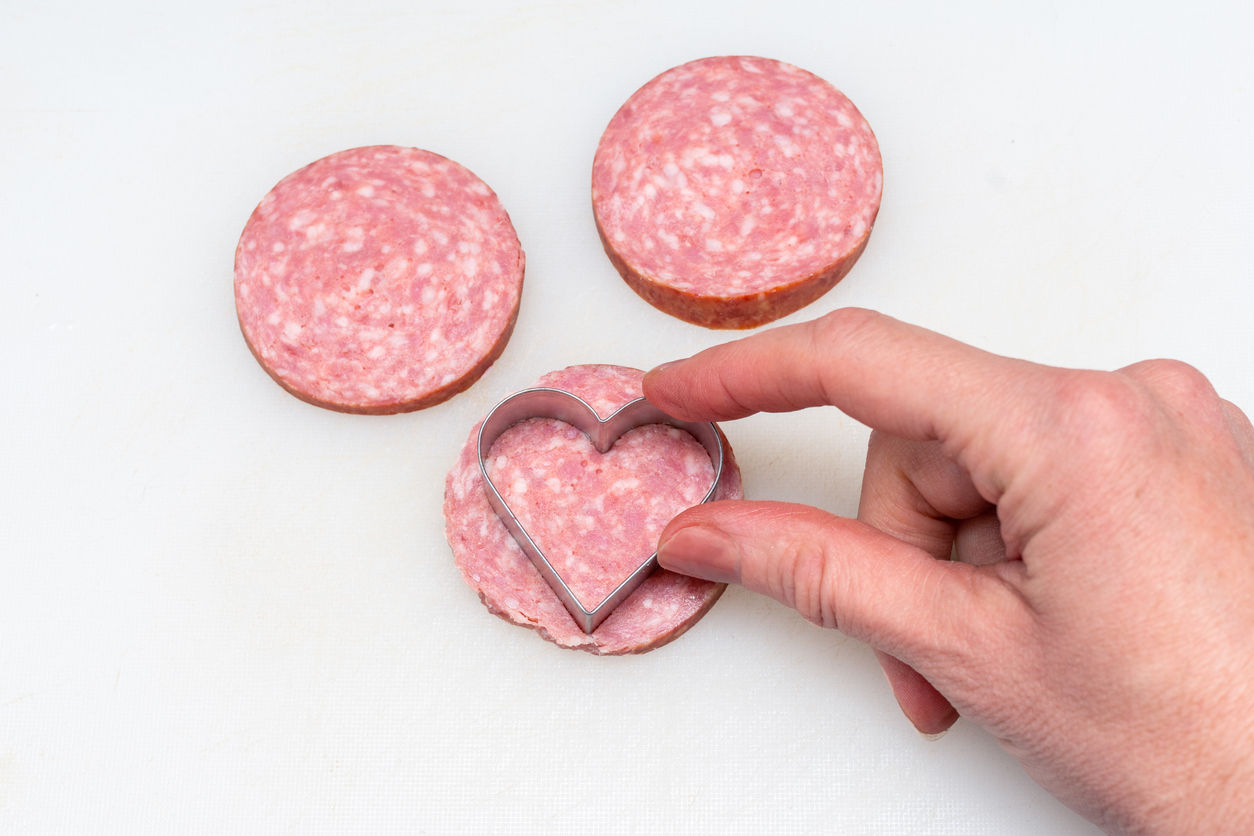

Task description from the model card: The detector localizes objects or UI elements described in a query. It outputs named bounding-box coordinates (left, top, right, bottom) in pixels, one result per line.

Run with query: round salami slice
left=444, top=365, right=742, bottom=655
left=592, top=56, right=882, bottom=330
left=234, top=146, right=525, bottom=413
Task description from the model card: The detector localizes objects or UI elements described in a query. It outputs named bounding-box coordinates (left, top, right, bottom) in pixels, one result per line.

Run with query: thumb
left=657, top=500, right=1018, bottom=711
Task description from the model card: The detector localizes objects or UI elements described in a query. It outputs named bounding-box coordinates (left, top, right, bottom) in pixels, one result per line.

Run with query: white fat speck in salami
left=592, top=56, right=882, bottom=330
left=443, top=365, right=742, bottom=655
left=234, top=146, right=524, bottom=413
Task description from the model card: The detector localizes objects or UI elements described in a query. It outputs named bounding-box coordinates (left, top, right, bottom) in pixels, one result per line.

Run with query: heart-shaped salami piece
left=477, top=389, right=723, bottom=633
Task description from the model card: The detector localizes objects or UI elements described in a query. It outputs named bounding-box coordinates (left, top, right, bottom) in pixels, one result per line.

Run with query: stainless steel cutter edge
left=476, top=387, right=725, bottom=634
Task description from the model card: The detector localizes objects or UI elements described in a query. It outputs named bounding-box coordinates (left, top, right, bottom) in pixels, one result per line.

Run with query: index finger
left=644, top=308, right=1053, bottom=494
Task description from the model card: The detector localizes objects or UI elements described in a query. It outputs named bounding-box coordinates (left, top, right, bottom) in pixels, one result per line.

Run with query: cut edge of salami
left=595, top=209, right=871, bottom=330
left=233, top=291, right=522, bottom=415
left=475, top=568, right=728, bottom=657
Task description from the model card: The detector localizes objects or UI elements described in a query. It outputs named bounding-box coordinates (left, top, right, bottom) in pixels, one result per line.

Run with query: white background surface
left=3, top=1, right=1251, bottom=833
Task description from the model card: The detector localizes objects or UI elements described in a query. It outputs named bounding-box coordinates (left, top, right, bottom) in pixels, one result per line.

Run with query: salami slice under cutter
left=477, top=388, right=724, bottom=634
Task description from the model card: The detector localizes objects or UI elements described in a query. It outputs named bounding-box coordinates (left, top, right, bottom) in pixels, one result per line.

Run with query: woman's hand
left=646, top=308, right=1254, bottom=836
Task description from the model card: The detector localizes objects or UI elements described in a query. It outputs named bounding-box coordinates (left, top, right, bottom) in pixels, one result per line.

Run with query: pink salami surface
left=235, top=146, right=524, bottom=413
left=443, top=365, right=742, bottom=655
left=592, top=56, right=882, bottom=329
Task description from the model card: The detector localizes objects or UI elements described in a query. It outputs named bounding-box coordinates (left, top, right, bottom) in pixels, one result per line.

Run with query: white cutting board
left=2, top=1, right=1251, bottom=833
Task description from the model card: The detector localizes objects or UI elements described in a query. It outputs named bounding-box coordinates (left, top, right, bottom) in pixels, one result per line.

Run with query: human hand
left=644, top=309, right=1254, bottom=836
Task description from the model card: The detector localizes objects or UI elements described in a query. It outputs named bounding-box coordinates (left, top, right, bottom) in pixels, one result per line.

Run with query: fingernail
left=646, top=359, right=685, bottom=375
left=920, top=729, right=949, bottom=742
left=657, top=524, right=740, bottom=584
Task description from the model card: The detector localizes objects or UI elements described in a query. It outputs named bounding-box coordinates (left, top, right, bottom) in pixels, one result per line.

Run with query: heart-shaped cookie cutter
left=477, top=387, right=724, bottom=634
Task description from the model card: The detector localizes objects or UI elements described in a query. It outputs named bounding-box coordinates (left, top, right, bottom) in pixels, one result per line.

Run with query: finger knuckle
left=772, top=538, right=841, bottom=629
left=813, top=307, right=884, bottom=348
left=1052, top=370, right=1155, bottom=441
left=1129, top=358, right=1216, bottom=402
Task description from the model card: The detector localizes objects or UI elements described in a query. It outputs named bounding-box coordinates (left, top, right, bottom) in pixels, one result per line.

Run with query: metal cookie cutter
left=477, top=388, right=725, bottom=634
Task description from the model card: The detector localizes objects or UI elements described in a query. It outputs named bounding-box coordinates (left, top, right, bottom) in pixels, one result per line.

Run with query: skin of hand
left=645, top=308, right=1254, bottom=836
